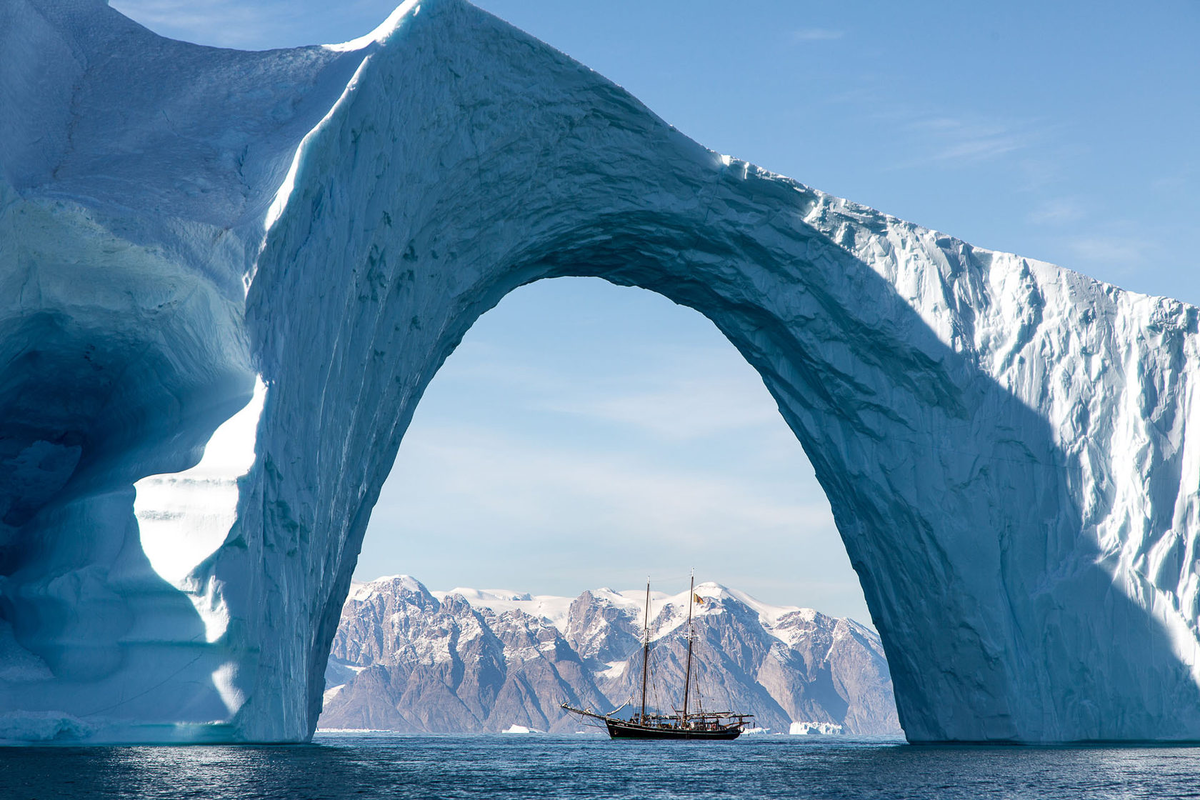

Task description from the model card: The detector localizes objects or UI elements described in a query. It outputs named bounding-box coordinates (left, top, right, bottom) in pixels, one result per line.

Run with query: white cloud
left=897, top=116, right=1032, bottom=168
left=542, top=373, right=780, bottom=442
left=385, top=424, right=825, bottom=535
left=1026, top=198, right=1086, bottom=226
left=437, top=339, right=784, bottom=443
left=1066, top=236, right=1149, bottom=267
left=1151, top=161, right=1197, bottom=194
left=364, top=421, right=844, bottom=606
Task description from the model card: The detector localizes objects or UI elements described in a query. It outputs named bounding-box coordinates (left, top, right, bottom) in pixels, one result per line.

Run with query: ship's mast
left=682, top=571, right=695, bottom=726
left=639, top=579, right=651, bottom=724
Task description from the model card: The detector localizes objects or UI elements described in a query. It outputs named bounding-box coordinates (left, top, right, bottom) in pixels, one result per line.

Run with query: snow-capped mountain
left=319, top=576, right=901, bottom=734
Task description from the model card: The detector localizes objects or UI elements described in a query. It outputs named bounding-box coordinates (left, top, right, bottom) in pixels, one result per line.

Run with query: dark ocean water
left=2, top=732, right=1200, bottom=800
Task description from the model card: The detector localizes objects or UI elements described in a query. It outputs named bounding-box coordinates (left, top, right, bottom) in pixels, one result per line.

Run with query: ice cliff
left=2, top=0, right=1199, bottom=743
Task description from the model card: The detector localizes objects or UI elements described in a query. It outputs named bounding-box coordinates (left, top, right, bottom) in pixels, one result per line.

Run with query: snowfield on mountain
left=319, top=576, right=900, bottom=734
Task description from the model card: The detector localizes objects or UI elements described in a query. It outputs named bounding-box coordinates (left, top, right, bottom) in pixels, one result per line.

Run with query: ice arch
left=3, top=0, right=1200, bottom=743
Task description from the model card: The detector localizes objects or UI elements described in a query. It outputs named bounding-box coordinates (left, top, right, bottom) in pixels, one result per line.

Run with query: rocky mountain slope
left=319, top=576, right=901, bottom=734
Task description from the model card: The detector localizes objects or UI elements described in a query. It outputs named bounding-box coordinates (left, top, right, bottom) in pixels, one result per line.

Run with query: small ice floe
left=502, top=724, right=544, bottom=734
left=789, top=721, right=844, bottom=736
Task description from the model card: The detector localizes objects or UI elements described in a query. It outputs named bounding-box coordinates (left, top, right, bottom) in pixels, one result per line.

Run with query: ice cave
left=3, top=0, right=1200, bottom=743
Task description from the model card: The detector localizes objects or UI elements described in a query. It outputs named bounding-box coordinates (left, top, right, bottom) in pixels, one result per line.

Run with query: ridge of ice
left=323, top=0, right=422, bottom=52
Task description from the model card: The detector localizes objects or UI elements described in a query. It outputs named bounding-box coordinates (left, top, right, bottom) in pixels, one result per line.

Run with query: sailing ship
left=562, top=573, right=753, bottom=740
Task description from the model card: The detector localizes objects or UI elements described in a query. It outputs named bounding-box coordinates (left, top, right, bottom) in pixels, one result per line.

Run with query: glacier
left=2, top=0, right=1199, bottom=744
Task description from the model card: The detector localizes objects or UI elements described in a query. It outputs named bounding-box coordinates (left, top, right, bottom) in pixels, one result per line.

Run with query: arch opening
left=320, top=276, right=900, bottom=735
left=355, top=276, right=866, bottom=616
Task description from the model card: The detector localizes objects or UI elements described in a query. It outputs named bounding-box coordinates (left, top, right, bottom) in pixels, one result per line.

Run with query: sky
left=111, top=0, right=1200, bottom=623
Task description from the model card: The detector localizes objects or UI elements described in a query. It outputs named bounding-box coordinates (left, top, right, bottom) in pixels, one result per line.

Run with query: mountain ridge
left=319, top=575, right=901, bottom=735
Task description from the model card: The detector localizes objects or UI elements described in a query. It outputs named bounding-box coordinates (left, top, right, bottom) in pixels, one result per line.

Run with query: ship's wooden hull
left=562, top=576, right=750, bottom=742
left=605, top=719, right=742, bottom=740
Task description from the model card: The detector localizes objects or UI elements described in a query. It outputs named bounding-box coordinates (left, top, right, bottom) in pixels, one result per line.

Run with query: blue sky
left=112, top=0, right=1199, bottom=622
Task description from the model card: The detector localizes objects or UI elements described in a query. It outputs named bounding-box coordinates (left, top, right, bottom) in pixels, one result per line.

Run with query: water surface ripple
left=1, top=733, right=1199, bottom=799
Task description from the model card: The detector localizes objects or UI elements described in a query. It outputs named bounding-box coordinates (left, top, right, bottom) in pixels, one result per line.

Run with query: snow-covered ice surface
left=3, top=0, right=1200, bottom=744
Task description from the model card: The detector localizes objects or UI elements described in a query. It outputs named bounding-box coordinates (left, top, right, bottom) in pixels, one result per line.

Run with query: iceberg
left=789, top=722, right=844, bottom=736
left=501, top=725, right=543, bottom=735
left=1, top=0, right=1199, bottom=743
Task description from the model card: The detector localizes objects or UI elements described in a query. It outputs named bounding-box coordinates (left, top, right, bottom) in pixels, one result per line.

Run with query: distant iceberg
left=790, top=722, right=844, bottom=736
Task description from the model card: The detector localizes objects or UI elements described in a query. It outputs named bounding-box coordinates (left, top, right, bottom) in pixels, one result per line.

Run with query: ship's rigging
left=562, top=572, right=753, bottom=740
